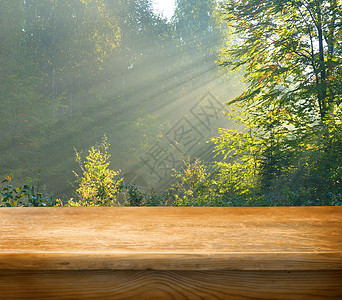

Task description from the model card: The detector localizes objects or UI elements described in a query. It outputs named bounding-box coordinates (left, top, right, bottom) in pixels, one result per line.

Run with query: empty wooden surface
left=1, top=207, right=342, bottom=299
left=1, top=270, right=342, bottom=299
left=0, top=207, right=342, bottom=271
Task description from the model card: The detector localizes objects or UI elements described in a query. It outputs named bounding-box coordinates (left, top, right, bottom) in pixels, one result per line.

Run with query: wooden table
left=0, top=207, right=342, bottom=299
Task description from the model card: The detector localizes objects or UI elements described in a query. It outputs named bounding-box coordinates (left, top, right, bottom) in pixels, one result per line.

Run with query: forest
left=1, top=0, right=341, bottom=207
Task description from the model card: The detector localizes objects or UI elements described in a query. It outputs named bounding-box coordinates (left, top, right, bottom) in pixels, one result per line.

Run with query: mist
left=0, top=0, right=242, bottom=200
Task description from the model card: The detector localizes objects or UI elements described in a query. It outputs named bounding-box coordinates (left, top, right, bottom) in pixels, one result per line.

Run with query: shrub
left=73, top=136, right=122, bottom=206
left=1, top=172, right=62, bottom=207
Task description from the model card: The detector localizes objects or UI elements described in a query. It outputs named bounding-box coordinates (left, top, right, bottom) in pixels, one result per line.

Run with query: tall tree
left=0, top=0, right=57, bottom=179
left=172, top=0, right=222, bottom=92
left=174, top=0, right=218, bottom=46
left=221, top=0, right=342, bottom=131
left=217, top=0, right=342, bottom=204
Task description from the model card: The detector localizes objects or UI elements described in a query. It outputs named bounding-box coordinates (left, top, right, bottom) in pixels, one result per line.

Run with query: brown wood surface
left=0, top=207, right=342, bottom=271
left=1, top=270, right=342, bottom=300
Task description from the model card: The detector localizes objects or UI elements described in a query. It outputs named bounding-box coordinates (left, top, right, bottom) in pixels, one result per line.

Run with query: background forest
left=1, top=0, right=341, bottom=207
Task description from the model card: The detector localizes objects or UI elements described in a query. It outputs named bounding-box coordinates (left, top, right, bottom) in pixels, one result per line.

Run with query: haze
left=0, top=0, right=242, bottom=199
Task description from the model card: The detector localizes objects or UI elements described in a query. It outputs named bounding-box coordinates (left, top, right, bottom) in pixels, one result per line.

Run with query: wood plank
left=1, top=270, right=342, bottom=300
left=1, top=207, right=342, bottom=271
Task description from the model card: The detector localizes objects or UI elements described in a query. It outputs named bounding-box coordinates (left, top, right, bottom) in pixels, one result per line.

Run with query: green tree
left=217, top=0, right=342, bottom=204
left=0, top=0, right=58, bottom=180
left=223, top=0, right=342, bottom=123
left=73, top=137, right=122, bottom=206
left=172, top=0, right=222, bottom=91
left=210, top=113, right=262, bottom=205
left=169, top=157, right=213, bottom=206
left=221, top=0, right=341, bottom=127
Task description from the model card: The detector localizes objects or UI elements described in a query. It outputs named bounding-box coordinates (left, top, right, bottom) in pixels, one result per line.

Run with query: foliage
left=122, top=183, right=144, bottom=206
left=220, top=0, right=342, bottom=127
left=214, top=0, right=342, bottom=205
left=168, top=157, right=220, bottom=206
left=264, top=110, right=342, bottom=206
left=172, top=0, right=223, bottom=92
left=1, top=173, right=62, bottom=207
left=118, top=183, right=164, bottom=206
left=0, top=0, right=228, bottom=199
left=9, top=0, right=342, bottom=207
left=73, top=137, right=122, bottom=206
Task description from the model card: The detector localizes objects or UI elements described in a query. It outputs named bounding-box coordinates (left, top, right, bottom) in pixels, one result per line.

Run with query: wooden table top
left=0, top=207, right=341, bottom=271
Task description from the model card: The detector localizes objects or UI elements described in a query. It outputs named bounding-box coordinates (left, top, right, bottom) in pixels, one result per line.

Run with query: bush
left=73, top=136, right=122, bottom=206
left=1, top=172, right=62, bottom=207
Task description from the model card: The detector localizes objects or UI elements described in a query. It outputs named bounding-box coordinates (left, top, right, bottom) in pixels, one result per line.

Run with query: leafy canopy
left=221, top=0, right=342, bottom=133
left=215, top=0, right=342, bottom=205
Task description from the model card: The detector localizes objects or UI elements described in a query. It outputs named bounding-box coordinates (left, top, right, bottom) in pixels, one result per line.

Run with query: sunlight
left=153, top=0, right=176, bottom=21
left=1, top=0, right=340, bottom=207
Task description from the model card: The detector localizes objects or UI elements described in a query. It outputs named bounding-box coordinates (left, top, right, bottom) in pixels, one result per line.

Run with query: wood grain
left=1, top=207, right=342, bottom=271
left=1, top=270, right=342, bottom=300
left=1, top=207, right=342, bottom=299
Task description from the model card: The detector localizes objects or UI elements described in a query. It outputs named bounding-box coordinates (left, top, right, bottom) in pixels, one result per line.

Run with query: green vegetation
left=1, top=0, right=341, bottom=207
left=215, top=0, right=342, bottom=206
left=71, top=137, right=122, bottom=206
left=1, top=172, right=62, bottom=207
left=0, top=0, right=228, bottom=195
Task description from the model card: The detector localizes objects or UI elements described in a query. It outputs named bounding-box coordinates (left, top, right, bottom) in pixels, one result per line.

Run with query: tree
left=217, top=0, right=342, bottom=204
left=174, top=0, right=217, bottom=43
left=170, top=157, right=211, bottom=206
left=0, top=0, right=59, bottom=180
left=172, top=0, right=222, bottom=91
left=221, top=0, right=342, bottom=128
left=73, top=137, right=122, bottom=206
